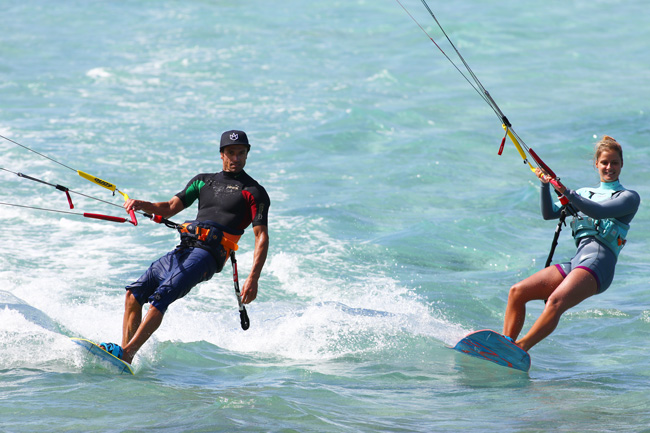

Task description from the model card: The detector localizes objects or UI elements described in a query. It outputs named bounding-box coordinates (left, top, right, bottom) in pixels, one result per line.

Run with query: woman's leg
left=516, top=267, right=598, bottom=352
left=503, top=266, right=564, bottom=340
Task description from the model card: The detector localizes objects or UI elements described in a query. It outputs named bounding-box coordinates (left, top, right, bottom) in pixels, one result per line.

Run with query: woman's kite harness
left=569, top=186, right=630, bottom=257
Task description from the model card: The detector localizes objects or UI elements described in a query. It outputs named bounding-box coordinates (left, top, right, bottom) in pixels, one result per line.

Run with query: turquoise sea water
left=1, top=1, right=649, bottom=431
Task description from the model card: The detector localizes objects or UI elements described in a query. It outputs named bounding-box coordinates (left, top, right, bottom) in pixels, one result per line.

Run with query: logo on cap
left=220, top=129, right=249, bottom=149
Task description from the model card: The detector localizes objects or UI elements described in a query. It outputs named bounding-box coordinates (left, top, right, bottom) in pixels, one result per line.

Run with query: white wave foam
left=123, top=215, right=468, bottom=363
left=0, top=307, right=82, bottom=371
left=86, top=67, right=112, bottom=79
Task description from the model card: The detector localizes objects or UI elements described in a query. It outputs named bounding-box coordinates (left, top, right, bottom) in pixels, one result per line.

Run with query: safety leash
left=230, top=251, right=250, bottom=331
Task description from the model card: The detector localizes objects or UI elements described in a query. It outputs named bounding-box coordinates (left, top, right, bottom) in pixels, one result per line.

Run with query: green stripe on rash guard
left=183, top=179, right=205, bottom=207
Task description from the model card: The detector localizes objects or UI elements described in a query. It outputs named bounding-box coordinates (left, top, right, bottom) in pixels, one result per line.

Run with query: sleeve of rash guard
left=175, top=174, right=204, bottom=209
left=248, top=184, right=270, bottom=227
left=564, top=189, right=640, bottom=221
left=540, top=182, right=563, bottom=220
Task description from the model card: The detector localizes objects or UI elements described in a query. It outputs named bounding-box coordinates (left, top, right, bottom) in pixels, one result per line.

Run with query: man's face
left=221, top=144, right=249, bottom=173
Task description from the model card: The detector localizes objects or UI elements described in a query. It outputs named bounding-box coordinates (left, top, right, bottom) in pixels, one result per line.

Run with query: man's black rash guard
left=175, top=170, right=270, bottom=233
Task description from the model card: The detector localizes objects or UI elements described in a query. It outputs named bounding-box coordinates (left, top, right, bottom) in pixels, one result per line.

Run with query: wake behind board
left=452, top=329, right=531, bottom=372
left=71, top=338, right=134, bottom=375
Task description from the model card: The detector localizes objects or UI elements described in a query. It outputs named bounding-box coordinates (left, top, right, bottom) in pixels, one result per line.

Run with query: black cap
left=220, top=130, right=250, bottom=150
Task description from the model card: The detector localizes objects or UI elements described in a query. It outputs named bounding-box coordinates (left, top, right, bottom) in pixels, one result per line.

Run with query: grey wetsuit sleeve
left=564, top=189, right=640, bottom=224
left=540, top=183, right=562, bottom=220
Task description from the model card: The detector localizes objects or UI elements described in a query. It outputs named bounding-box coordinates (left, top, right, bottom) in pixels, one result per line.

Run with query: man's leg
left=122, top=290, right=142, bottom=347
left=121, top=305, right=164, bottom=364
left=119, top=248, right=213, bottom=363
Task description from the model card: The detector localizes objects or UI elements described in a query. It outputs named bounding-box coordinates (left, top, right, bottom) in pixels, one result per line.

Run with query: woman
left=502, top=135, right=640, bottom=352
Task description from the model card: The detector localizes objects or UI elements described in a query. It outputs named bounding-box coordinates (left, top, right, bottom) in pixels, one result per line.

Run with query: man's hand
left=123, top=196, right=184, bottom=218
left=124, top=198, right=146, bottom=212
left=240, top=278, right=258, bottom=304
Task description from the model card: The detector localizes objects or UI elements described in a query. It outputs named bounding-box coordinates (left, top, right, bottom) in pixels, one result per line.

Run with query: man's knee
left=125, top=290, right=142, bottom=309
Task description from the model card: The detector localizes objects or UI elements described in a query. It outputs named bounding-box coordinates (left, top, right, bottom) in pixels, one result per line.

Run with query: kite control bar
left=77, top=170, right=137, bottom=226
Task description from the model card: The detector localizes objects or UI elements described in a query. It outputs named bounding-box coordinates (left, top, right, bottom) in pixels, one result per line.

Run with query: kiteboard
left=452, top=329, right=531, bottom=372
left=71, top=338, right=134, bottom=375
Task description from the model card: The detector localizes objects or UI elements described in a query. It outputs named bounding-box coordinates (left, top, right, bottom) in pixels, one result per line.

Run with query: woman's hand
left=535, top=168, right=550, bottom=183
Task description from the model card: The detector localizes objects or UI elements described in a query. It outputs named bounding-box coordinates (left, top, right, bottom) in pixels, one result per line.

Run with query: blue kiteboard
left=452, top=329, right=531, bottom=372
left=71, top=338, right=134, bottom=375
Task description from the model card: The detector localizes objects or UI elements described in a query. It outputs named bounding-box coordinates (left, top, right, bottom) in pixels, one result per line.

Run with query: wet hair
left=594, top=135, right=623, bottom=164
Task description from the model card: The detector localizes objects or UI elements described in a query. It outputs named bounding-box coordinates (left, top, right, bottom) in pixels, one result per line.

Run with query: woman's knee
left=507, top=282, right=529, bottom=304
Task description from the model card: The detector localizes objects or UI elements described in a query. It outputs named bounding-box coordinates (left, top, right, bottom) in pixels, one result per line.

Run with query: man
left=100, top=130, right=270, bottom=364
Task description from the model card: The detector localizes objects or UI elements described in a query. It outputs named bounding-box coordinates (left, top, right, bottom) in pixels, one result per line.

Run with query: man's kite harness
left=144, top=213, right=250, bottom=331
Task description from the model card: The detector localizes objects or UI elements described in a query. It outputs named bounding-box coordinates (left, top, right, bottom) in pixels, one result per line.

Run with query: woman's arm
left=540, top=182, right=563, bottom=220
left=564, top=189, right=640, bottom=221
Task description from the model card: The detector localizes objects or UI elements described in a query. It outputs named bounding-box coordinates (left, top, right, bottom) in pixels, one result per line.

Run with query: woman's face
left=596, top=149, right=623, bottom=183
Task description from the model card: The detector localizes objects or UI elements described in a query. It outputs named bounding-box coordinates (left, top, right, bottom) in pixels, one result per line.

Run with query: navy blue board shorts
left=126, top=247, right=219, bottom=314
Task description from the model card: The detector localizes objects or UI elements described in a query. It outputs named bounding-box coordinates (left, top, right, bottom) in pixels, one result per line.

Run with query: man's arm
left=240, top=224, right=269, bottom=304
left=124, top=196, right=184, bottom=218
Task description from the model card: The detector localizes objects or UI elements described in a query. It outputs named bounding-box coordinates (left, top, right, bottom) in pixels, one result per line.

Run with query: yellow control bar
left=77, top=170, right=130, bottom=200
left=77, top=170, right=137, bottom=225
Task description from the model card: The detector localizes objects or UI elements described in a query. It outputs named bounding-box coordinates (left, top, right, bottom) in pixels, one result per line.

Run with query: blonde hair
left=594, top=135, right=623, bottom=164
